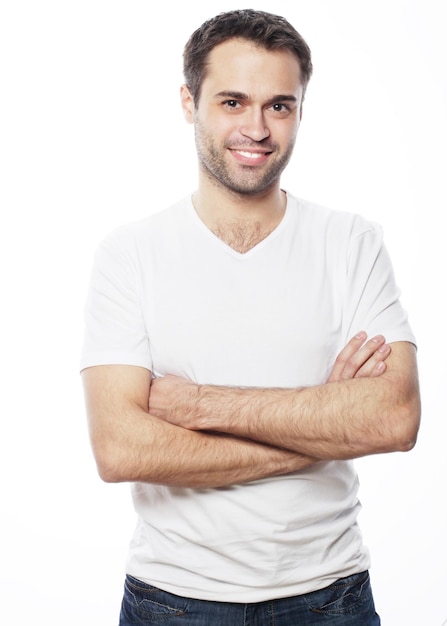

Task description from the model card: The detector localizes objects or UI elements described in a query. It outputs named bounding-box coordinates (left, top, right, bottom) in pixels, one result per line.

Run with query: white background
left=1, top=1, right=445, bottom=624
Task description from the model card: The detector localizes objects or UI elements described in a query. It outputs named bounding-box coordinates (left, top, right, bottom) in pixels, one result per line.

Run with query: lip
left=229, top=148, right=272, bottom=165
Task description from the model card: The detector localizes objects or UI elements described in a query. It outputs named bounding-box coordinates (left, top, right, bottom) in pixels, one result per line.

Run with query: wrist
left=175, top=380, right=205, bottom=430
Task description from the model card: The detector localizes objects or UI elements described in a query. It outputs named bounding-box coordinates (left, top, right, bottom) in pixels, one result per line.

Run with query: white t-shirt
left=81, top=193, right=415, bottom=602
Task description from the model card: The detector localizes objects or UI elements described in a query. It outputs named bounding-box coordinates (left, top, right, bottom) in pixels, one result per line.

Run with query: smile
left=235, top=150, right=269, bottom=159
left=230, top=149, right=272, bottom=165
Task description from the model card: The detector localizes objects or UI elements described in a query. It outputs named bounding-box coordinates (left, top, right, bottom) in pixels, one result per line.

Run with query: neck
left=193, top=172, right=285, bottom=224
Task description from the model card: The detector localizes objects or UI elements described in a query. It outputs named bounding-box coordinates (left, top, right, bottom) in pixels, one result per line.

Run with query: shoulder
left=287, top=193, right=382, bottom=239
left=285, top=193, right=385, bottom=261
left=97, top=196, right=190, bottom=255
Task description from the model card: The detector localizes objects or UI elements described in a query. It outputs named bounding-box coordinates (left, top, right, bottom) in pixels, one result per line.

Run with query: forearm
left=82, top=366, right=318, bottom=488
left=90, top=404, right=318, bottom=489
left=191, top=378, right=405, bottom=459
left=162, top=342, right=420, bottom=460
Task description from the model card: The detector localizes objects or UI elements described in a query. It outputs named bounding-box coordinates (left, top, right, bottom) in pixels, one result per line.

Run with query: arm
left=81, top=365, right=318, bottom=489
left=150, top=336, right=421, bottom=461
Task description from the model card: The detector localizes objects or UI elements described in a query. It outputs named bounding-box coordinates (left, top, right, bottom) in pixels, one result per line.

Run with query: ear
left=180, top=84, right=195, bottom=124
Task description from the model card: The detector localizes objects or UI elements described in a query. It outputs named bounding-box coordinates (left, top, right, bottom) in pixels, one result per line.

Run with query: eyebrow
left=214, top=90, right=298, bottom=105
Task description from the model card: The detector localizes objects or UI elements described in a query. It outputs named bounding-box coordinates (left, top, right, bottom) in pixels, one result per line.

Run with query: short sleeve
left=342, top=224, right=416, bottom=346
left=80, top=228, right=152, bottom=371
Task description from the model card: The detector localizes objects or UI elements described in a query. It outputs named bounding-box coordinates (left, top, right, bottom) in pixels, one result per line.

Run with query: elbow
left=396, top=432, right=418, bottom=453
left=390, top=395, right=421, bottom=453
left=96, top=457, right=123, bottom=484
left=91, top=437, right=128, bottom=483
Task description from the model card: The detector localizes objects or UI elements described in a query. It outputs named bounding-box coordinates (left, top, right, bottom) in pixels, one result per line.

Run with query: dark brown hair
left=183, top=9, right=313, bottom=105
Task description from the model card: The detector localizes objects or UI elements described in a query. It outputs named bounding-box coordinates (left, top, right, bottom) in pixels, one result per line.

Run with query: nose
left=240, top=108, right=270, bottom=142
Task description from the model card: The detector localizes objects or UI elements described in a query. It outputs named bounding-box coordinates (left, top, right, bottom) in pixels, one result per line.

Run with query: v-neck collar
left=187, top=192, right=292, bottom=259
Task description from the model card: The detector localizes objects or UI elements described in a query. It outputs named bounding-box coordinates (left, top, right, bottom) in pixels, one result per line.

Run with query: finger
left=329, top=334, right=390, bottom=382
left=328, top=332, right=367, bottom=382
left=354, top=342, right=391, bottom=378
left=339, top=335, right=389, bottom=380
left=337, top=335, right=387, bottom=380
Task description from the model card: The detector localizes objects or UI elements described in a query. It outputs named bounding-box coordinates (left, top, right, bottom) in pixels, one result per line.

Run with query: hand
left=327, top=332, right=391, bottom=383
left=149, top=374, right=199, bottom=428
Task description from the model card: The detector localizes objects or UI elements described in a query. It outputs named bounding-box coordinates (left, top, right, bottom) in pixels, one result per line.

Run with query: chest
left=141, top=243, right=344, bottom=387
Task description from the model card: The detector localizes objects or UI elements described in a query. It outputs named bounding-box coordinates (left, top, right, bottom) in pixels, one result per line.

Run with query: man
left=81, top=9, right=420, bottom=625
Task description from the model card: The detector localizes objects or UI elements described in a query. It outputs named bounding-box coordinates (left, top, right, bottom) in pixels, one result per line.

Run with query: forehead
left=202, top=38, right=303, bottom=97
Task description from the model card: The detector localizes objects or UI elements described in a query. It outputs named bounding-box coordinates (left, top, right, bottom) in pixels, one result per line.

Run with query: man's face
left=187, top=38, right=304, bottom=196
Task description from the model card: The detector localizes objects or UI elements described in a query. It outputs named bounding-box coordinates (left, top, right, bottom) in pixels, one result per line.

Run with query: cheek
left=196, top=110, right=236, bottom=137
left=213, top=115, right=240, bottom=137
left=277, top=120, right=299, bottom=149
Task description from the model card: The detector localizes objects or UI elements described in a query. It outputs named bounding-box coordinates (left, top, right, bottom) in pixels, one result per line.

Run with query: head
left=183, top=9, right=313, bottom=108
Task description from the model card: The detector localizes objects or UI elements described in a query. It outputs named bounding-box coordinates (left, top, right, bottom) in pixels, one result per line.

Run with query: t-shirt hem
left=80, top=353, right=151, bottom=372
left=126, top=560, right=371, bottom=603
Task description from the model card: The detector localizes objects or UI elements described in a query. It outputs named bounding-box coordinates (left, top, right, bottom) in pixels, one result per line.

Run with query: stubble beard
left=194, top=120, right=296, bottom=197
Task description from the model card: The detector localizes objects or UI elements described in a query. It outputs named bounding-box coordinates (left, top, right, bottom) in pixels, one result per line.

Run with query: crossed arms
left=82, top=333, right=420, bottom=489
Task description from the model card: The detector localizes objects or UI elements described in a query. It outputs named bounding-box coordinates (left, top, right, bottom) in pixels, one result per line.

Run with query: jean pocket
left=306, top=571, right=374, bottom=616
left=122, top=575, right=187, bottom=622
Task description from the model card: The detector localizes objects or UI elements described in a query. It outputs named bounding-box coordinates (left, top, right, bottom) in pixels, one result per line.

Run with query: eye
left=223, top=100, right=241, bottom=110
left=270, top=103, right=290, bottom=113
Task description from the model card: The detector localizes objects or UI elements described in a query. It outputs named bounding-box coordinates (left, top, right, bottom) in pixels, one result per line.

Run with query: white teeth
left=236, top=150, right=264, bottom=159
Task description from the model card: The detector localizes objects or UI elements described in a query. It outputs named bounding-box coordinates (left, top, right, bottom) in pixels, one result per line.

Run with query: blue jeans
left=119, top=571, right=380, bottom=625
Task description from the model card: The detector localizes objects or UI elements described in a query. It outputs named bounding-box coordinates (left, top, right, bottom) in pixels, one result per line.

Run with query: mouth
left=229, top=148, right=272, bottom=165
